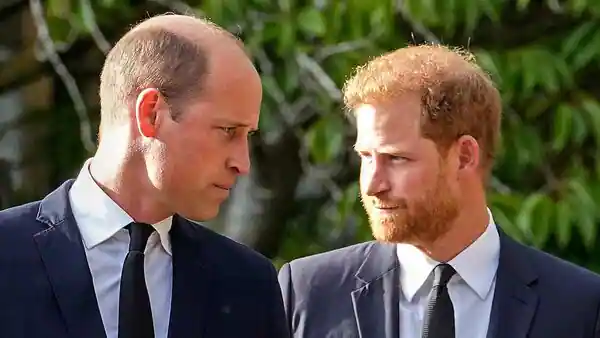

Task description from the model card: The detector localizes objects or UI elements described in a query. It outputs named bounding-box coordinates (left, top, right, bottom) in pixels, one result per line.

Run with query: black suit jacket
left=0, top=179, right=290, bottom=338
left=278, top=228, right=600, bottom=338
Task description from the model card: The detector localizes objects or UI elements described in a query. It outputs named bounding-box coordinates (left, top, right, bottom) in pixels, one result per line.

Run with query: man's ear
left=135, top=88, right=161, bottom=138
left=456, top=134, right=480, bottom=172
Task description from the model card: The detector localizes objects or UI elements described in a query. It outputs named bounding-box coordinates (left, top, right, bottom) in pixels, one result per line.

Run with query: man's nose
left=228, top=141, right=251, bottom=175
left=363, top=161, right=390, bottom=196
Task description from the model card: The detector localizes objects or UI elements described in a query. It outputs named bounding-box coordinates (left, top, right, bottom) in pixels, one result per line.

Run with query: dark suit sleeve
left=268, top=262, right=291, bottom=338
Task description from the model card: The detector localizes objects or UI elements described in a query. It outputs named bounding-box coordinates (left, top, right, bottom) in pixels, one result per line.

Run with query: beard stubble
left=361, top=169, right=460, bottom=245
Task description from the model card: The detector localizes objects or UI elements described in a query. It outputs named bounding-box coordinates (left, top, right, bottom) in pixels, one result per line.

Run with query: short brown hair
left=99, top=17, right=213, bottom=126
left=343, top=44, right=502, bottom=171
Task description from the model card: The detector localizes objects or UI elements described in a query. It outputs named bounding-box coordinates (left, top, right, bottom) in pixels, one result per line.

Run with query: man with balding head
left=0, top=13, right=289, bottom=338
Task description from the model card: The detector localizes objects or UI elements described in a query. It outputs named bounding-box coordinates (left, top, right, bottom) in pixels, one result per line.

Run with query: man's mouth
left=214, top=184, right=233, bottom=190
left=373, top=205, right=399, bottom=209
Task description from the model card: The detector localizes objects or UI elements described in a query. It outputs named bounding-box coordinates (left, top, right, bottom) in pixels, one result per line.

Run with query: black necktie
left=421, top=263, right=456, bottom=338
left=118, top=222, right=155, bottom=338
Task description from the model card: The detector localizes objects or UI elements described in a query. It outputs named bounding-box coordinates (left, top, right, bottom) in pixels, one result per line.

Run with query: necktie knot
left=127, top=222, right=155, bottom=253
left=433, top=263, right=455, bottom=287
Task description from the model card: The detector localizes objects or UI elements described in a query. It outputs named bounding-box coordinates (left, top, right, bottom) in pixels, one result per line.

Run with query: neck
left=90, top=138, right=172, bottom=224
left=418, top=202, right=490, bottom=263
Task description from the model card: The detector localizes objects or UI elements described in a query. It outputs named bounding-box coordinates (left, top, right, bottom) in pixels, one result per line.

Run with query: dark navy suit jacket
left=279, top=229, right=600, bottom=338
left=0, top=179, right=290, bottom=338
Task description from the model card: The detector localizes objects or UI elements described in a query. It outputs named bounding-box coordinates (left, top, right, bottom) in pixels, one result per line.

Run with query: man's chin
left=369, top=219, right=409, bottom=243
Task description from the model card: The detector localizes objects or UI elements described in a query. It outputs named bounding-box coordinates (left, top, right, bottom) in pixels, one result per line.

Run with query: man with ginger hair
left=0, top=13, right=289, bottom=338
left=278, top=44, right=600, bottom=338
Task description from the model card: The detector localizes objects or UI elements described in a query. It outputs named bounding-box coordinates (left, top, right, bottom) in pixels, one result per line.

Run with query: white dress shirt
left=68, top=159, right=173, bottom=338
left=396, top=209, right=500, bottom=338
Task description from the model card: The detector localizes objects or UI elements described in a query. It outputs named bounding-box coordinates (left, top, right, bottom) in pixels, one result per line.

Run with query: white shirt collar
left=396, top=208, right=500, bottom=301
left=68, top=159, right=173, bottom=255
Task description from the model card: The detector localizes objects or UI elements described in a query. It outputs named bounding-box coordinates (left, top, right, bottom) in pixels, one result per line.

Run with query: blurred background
left=1, top=0, right=600, bottom=271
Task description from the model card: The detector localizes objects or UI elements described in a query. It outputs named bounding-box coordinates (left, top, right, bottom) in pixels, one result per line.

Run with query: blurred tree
left=1, top=0, right=600, bottom=271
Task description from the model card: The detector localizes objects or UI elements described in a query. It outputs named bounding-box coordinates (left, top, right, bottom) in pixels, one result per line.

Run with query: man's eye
left=389, top=155, right=407, bottom=162
left=221, top=127, right=236, bottom=135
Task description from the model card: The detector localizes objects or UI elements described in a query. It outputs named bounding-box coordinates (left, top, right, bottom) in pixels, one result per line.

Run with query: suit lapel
left=351, top=243, right=400, bottom=338
left=487, top=228, right=539, bottom=338
left=33, top=180, right=106, bottom=338
left=168, top=216, right=214, bottom=338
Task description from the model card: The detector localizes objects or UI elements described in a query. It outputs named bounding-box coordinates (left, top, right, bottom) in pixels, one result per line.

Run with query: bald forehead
left=131, top=14, right=236, bottom=45
left=119, top=13, right=258, bottom=88
left=129, top=14, right=250, bottom=67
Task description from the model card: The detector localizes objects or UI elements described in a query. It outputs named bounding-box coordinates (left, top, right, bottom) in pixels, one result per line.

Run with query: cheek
left=145, top=142, right=169, bottom=189
left=390, top=164, right=437, bottom=198
left=152, top=131, right=195, bottom=183
left=178, top=132, right=228, bottom=177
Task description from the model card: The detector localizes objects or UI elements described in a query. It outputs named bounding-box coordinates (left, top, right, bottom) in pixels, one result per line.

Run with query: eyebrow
left=216, top=119, right=259, bottom=132
left=353, top=144, right=407, bottom=155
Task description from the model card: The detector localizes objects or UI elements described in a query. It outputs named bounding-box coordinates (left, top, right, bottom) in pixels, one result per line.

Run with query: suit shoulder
left=0, top=200, right=47, bottom=255
left=194, top=223, right=275, bottom=273
left=289, top=241, right=377, bottom=267
left=285, top=241, right=380, bottom=281
left=519, top=241, right=600, bottom=289
left=0, top=200, right=43, bottom=232
left=0, top=200, right=40, bottom=220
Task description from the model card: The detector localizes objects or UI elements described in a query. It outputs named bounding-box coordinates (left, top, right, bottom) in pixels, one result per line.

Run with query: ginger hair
left=343, top=44, right=502, bottom=171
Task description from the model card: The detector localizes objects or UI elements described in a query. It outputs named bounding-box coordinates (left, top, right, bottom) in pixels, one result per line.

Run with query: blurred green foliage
left=5, top=0, right=600, bottom=271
